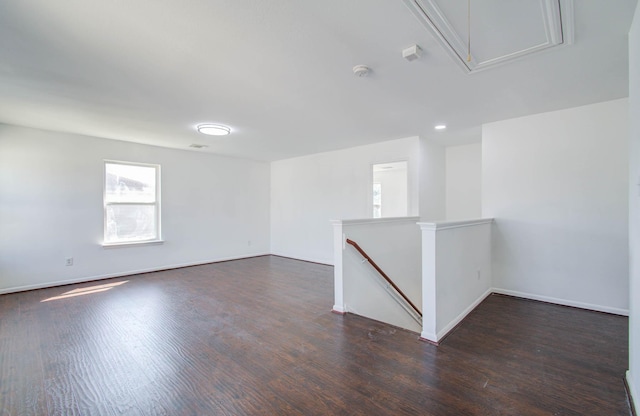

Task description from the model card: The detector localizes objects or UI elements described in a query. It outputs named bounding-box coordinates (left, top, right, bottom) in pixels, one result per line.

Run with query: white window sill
left=102, top=240, right=164, bottom=249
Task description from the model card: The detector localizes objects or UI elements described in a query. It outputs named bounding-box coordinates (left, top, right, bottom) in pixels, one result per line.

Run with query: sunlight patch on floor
left=41, top=281, right=128, bottom=302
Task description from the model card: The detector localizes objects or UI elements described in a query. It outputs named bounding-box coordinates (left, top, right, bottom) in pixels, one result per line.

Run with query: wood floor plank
left=0, top=290, right=48, bottom=416
left=0, top=256, right=631, bottom=415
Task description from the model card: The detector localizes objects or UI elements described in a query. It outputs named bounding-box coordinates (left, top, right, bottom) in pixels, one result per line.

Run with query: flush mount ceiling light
left=197, top=124, right=231, bottom=136
left=435, top=124, right=447, bottom=130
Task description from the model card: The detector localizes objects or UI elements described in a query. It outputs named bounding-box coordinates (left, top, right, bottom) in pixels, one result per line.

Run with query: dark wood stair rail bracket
left=345, top=238, right=422, bottom=318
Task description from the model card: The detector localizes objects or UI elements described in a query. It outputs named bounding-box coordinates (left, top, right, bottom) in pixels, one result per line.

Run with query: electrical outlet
left=248, top=240, right=252, bottom=246
left=476, top=269, right=481, bottom=280
left=66, top=257, right=74, bottom=266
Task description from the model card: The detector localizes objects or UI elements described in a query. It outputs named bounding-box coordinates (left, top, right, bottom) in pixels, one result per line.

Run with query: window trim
left=102, top=160, right=162, bottom=247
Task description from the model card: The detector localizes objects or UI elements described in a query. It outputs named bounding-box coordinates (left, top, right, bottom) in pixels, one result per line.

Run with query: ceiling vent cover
left=402, top=0, right=574, bottom=73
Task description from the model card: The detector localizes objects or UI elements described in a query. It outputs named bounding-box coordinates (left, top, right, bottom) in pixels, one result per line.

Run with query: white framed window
left=104, top=160, right=161, bottom=245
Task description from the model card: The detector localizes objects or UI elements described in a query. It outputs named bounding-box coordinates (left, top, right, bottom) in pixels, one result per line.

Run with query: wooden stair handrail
left=345, top=238, right=422, bottom=318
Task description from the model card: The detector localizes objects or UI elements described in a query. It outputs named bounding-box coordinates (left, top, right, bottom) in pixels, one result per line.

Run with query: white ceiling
left=0, top=0, right=636, bottom=161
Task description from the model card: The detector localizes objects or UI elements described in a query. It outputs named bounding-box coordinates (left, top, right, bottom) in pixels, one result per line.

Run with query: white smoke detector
left=402, top=44, right=422, bottom=61
left=352, top=65, right=371, bottom=77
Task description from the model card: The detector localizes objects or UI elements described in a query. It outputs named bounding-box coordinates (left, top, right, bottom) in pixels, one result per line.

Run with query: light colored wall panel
left=339, top=218, right=422, bottom=333
left=419, top=138, right=446, bottom=221
left=482, top=99, right=629, bottom=313
left=419, top=219, right=493, bottom=342
left=0, top=125, right=271, bottom=293
left=446, top=143, right=481, bottom=220
left=270, top=137, right=420, bottom=264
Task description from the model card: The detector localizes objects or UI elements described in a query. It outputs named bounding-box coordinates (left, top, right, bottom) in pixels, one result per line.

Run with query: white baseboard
left=332, top=304, right=346, bottom=314
left=0, top=252, right=270, bottom=295
left=420, top=330, right=437, bottom=343
left=436, top=288, right=493, bottom=341
left=269, top=251, right=333, bottom=266
left=492, top=288, right=629, bottom=316
left=627, top=371, right=638, bottom=414
left=421, top=286, right=626, bottom=344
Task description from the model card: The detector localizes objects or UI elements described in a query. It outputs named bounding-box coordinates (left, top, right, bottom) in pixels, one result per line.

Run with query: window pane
left=105, top=163, right=156, bottom=203
left=105, top=204, right=157, bottom=243
left=373, top=183, right=382, bottom=218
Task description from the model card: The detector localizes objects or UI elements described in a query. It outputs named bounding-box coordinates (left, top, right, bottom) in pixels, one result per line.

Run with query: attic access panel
left=403, top=0, right=573, bottom=73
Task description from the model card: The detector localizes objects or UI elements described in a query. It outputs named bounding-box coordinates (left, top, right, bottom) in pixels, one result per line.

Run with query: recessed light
left=197, top=124, right=231, bottom=136
left=434, top=124, right=447, bottom=130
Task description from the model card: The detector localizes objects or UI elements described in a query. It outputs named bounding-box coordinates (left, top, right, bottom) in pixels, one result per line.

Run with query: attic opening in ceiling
left=402, top=0, right=574, bottom=73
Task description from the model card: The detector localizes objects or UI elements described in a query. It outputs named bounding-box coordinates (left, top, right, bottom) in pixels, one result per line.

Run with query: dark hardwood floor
left=0, top=256, right=630, bottom=415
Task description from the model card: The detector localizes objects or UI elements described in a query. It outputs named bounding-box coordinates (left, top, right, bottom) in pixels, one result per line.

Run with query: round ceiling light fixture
left=197, top=124, right=231, bottom=136
left=434, top=124, right=447, bottom=130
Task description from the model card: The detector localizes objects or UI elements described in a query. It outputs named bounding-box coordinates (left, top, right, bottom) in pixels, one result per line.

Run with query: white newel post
left=330, top=220, right=345, bottom=314
left=418, top=222, right=438, bottom=343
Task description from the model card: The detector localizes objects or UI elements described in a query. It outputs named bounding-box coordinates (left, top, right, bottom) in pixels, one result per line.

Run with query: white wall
left=446, top=143, right=481, bottom=220
left=627, top=2, right=640, bottom=408
left=337, top=218, right=422, bottom=333
left=270, top=137, right=420, bottom=264
left=483, top=99, right=629, bottom=314
left=419, top=219, right=493, bottom=343
left=0, top=124, right=270, bottom=293
left=419, top=137, right=446, bottom=221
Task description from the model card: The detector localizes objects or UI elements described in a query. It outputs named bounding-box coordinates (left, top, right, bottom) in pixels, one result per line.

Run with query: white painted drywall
left=331, top=220, right=345, bottom=313
left=270, top=137, right=420, bottom=264
left=446, top=143, right=481, bottom=220
left=419, top=138, right=446, bottom=221
left=339, top=218, right=422, bottom=333
left=483, top=99, right=629, bottom=314
left=419, top=219, right=493, bottom=342
left=627, top=2, right=640, bottom=408
left=0, top=124, right=270, bottom=293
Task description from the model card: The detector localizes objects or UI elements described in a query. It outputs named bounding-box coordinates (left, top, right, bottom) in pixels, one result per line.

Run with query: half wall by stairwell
left=332, top=216, right=494, bottom=344
left=331, top=217, right=422, bottom=333
left=345, top=238, right=422, bottom=326
left=419, top=219, right=494, bottom=344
